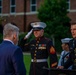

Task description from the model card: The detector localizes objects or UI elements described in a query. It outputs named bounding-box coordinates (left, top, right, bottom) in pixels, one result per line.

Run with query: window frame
left=0, top=0, right=2, bottom=14
left=30, top=0, right=37, bottom=12
left=67, top=0, right=70, bottom=10
left=10, top=0, right=16, bottom=13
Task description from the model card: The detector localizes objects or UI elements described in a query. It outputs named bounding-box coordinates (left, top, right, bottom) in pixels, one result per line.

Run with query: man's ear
left=13, top=34, right=16, bottom=40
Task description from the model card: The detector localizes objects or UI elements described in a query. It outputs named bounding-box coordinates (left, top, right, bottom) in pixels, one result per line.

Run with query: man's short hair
left=3, top=23, right=19, bottom=38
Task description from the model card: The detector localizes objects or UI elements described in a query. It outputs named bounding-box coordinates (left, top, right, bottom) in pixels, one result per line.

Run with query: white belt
left=31, top=59, right=47, bottom=62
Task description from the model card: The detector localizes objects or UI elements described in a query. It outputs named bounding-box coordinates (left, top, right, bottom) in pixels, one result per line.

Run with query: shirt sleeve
left=58, top=51, right=64, bottom=66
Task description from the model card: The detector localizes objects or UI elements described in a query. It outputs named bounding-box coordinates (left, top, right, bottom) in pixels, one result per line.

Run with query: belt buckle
left=33, top=59, right=37, bottom=62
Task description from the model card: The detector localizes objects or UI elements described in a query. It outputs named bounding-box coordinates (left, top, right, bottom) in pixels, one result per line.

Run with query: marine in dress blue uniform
left=20, top=22, right=58, bottom=75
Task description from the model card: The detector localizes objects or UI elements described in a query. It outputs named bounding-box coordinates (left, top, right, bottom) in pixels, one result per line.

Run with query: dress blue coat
left=0, top=40, right=26, bottom=75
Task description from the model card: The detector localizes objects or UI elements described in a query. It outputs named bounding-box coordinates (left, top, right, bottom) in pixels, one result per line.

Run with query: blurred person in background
left=57, top=38, right=72, bottom=70
left=57, top=22, right=76, bottom=71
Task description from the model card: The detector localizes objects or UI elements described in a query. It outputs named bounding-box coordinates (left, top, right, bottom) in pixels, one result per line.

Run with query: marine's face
left=71, top=24, right=76, bottom=39
left=33, top=29, right=44, bottom=38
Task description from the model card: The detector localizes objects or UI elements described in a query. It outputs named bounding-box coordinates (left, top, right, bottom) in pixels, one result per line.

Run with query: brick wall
left=1, top=0, right=76, bottom=32
left=25, top=0, right=43, bottom=31
left=26, top=0, right=30, bottom=12
left=2, top=15, right=24, bottom=32
left=2, top=0, right=25, bottom=32
left=68, top=0, right=76, bottom=23
left=70, top=0, right=76, bottom=9
left=2, top=0, right=10, bottom=13
left=16, top=0, right=24, bottom=12
left=25, top=14, right=40, bottom=31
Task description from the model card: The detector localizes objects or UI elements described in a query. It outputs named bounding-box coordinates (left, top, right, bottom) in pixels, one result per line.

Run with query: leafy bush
left=18, top=32, right=34, bottom=44
left=37, top=0, right=71, bottom=53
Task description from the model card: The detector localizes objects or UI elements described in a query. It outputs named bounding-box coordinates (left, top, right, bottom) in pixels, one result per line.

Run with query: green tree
left=37, top=0, right=71, bottom=52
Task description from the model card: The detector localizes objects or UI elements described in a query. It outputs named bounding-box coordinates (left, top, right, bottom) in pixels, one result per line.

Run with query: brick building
left=68, top=0, right=76, bottom=23
left=0, top=0, right=76, bottom=32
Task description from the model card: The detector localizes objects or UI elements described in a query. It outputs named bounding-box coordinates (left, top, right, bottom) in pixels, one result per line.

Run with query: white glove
left=24, top=29, right=33, bottom=39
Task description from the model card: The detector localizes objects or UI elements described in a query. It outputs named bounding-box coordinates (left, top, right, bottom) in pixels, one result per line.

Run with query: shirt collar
left=3, top=39, right=14, bottom=44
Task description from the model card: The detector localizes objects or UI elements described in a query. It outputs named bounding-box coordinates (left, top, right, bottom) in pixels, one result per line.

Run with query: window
left=67, top=0, right=70, bottom=10
left=0, top=0, right=2, bottom=14
left=10, top=0, right=16, bottom=13
left=30, top=0, right=37, bottom=12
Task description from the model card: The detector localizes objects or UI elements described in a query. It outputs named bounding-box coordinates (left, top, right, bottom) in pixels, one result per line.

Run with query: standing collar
left=36, top=36, right=44, bottom=40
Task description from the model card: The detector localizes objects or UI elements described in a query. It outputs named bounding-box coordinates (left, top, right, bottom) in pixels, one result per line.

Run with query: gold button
left=34, top=59, right=37, bottom=62
left=34, top=57, right=36, bottom=62
left=35, top=50, right=37, bottom=53
left=36, top=47, right=37, bottom=49
left=34, top=54, right=36, bottom=56
left=34, top=57, right=36, bottom=59
left=37, top=41, right=39, bottom=43
left=36, top=44, right=38, bottom=46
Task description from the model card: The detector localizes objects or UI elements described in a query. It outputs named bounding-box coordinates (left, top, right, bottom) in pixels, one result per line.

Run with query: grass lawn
left=23, top=54, right=31, bottom=75
left=23, top=53, right=60, bottom=75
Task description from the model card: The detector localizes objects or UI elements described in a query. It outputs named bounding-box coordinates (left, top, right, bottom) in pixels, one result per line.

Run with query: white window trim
left=10, top=0, right=16, bottom=13
left=1, top=9, right=76, bottom=17
left=67, top=0, right=70, bottom=11
left=30, top=0, right=37, bottom=12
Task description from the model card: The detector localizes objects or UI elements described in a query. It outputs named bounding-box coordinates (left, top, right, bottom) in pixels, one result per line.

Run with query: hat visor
left=33, top=27, right=43, bottom=30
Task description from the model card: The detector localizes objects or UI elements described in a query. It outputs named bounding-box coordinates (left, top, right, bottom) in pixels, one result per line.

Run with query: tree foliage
left=38, top=0, right=71, bottom=38
left=37, top=0, right=71, bottom=52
